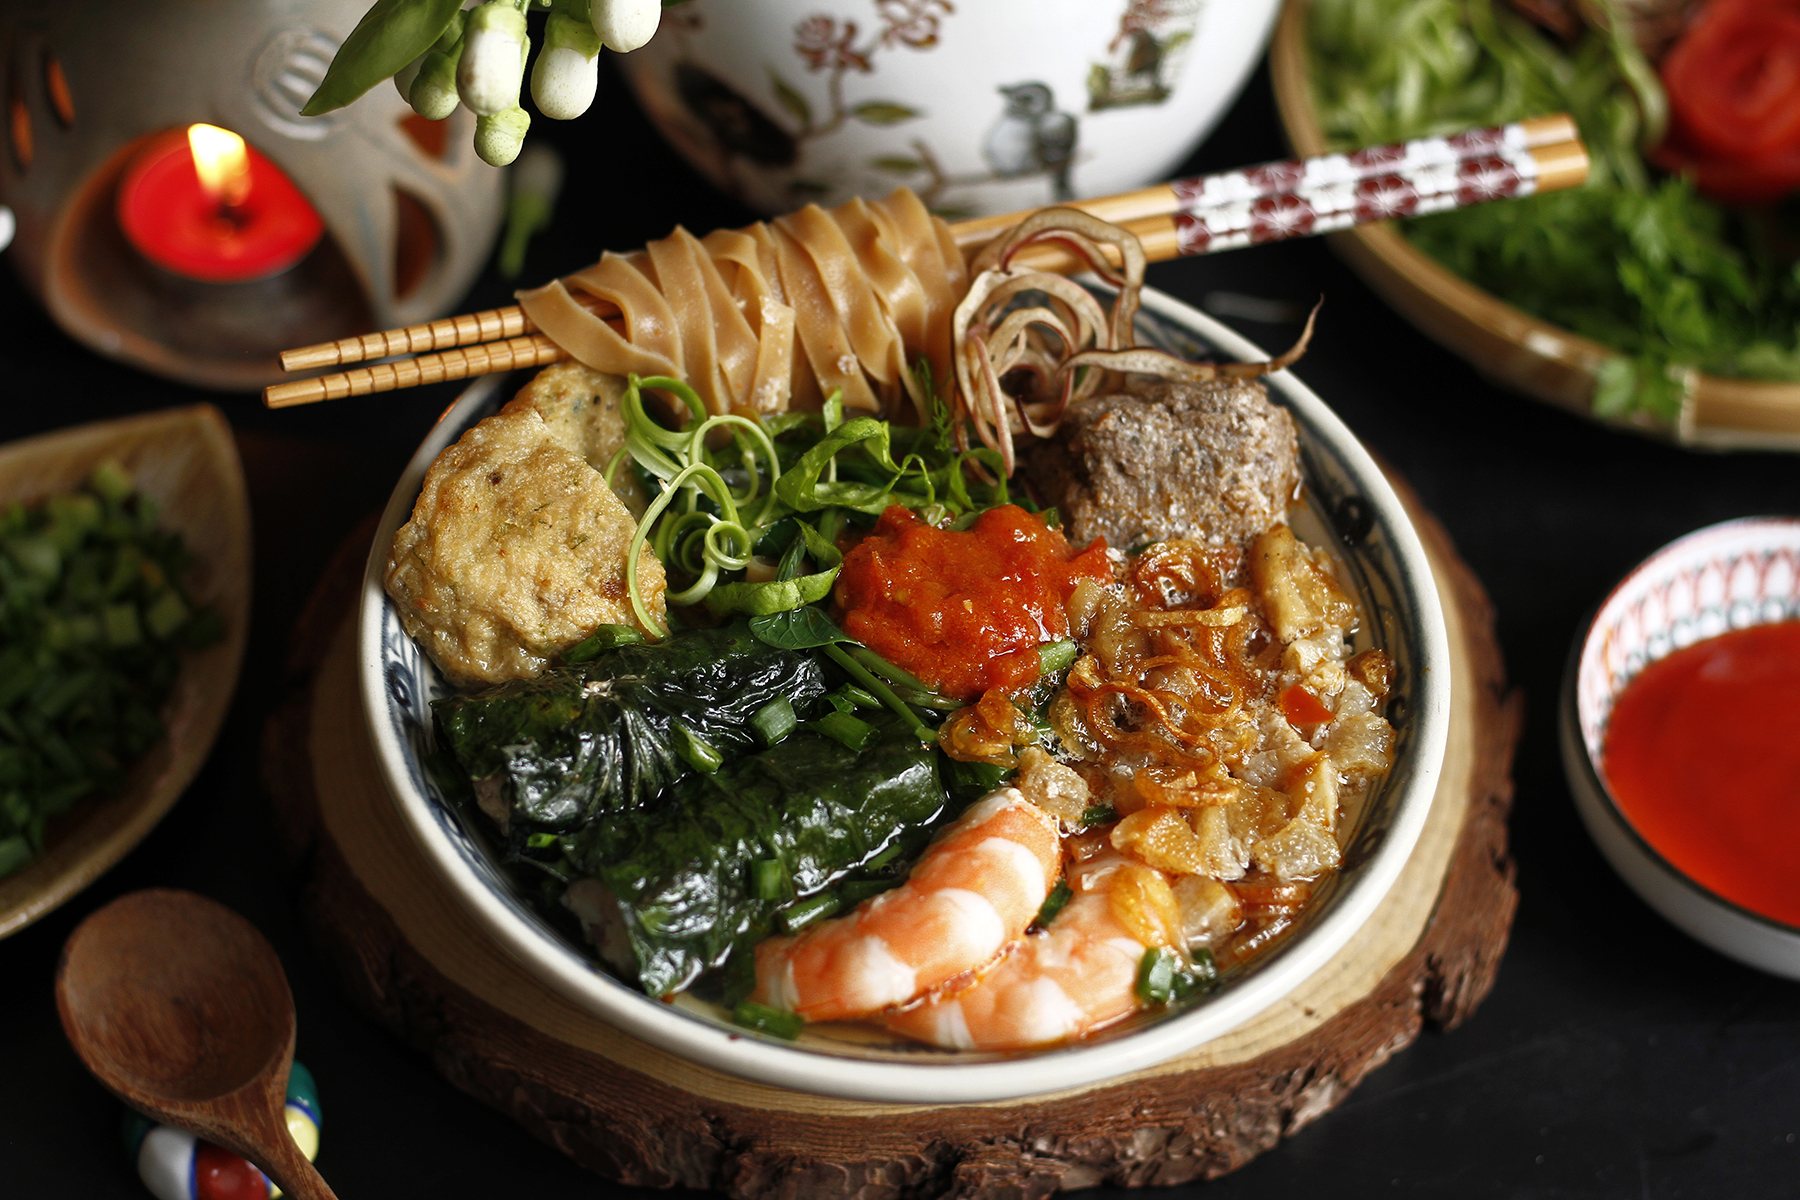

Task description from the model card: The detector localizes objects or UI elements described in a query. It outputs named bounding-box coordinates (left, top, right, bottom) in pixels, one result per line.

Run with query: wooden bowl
left=0, top=406, right=251, bottom=938
left=1267, top=0, right=1800, bottom=451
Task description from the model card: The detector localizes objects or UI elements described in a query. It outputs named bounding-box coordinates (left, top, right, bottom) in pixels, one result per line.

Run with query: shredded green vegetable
left=619, top=367, right=1010, bottom=634
left=1309, top=0, right=1800, bottom=422
left=0, top=462, right=222, bottom=878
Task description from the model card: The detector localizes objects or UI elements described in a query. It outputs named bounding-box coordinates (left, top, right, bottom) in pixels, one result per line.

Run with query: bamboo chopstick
left=267, top=116, right=1589, bottom=409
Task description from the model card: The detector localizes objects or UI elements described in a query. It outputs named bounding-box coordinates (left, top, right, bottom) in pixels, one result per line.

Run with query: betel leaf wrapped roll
left=562, top=715, right=946, bottom=998
left=432, top=622, right=828, bottom=832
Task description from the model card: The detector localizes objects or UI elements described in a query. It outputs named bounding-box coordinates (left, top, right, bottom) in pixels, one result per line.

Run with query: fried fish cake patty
left=385, top=399, right=666, bottom=687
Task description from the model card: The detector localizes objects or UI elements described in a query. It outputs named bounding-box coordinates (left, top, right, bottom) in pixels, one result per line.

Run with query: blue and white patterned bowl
left=358, top=288, right=1452, bottom=1103
left=1561, top=517, right=1800, bottom=979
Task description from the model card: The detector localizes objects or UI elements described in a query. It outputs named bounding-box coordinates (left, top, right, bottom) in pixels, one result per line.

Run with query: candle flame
left=187, top=123, right=251, bottom=208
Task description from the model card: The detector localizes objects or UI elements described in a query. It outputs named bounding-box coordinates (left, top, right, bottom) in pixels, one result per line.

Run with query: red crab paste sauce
left=836, top=504, right=1113, bottom=701
left=1601, top=620, right=1800, bottom=926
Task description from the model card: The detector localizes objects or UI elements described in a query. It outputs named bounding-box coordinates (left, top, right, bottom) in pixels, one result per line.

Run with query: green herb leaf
left=772, top=418, right=906, bottom=514
left=704, top=566, right=839, bottom=618
left=302, top=0, right=465, bottom=116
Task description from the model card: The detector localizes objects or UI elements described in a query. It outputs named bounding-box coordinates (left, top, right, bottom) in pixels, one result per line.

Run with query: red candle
left=116, top=124, right=323, bottom=284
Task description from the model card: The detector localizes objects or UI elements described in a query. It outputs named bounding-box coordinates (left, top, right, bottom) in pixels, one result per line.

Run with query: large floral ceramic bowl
left=617, top=0, right=1282, bottom=217
left=359, top=288, right=1451, bottom=1103
left=1562, top=518, right=1800, bottom=979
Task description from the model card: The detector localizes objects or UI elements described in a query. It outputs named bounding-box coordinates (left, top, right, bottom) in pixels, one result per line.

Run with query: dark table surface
left=2, top=54, right=1797, bottom=1200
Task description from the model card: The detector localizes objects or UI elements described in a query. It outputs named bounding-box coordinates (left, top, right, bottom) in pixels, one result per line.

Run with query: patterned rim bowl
left=358, top=288, right=1452, bottom=1103
left=1560, top=517, right=1800, bottom=979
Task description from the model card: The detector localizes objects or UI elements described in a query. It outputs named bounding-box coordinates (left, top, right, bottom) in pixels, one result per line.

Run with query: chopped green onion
left=7, top=536, right=59, bottom=581
left=143, top=589, right=189, bottom=640
left=836, top=878, right=897, bottom=906
left=811, top=710, right=879, bottom=752
left=89, top=459, right=133, bottom=503
left=0, top=836, right=31, bottom=879
left=821, top=643, right=930, bottom=736
left=101, top=603, right=141, bottom=647
left=1032, top=880, right=1073, bottom=931
left=731, top=1000, right=805, bottom=1040
left=1175, top=948, right=1220, bottom=1000
left=563, top=623, right=645, bottom=663
left=1037, top=639, right=1078, bottom=677
left=845, top=645, right=937, bottom=695
left=834, top=684, right=881, bottom=710
left=749, top=696, right=797, bottom=747
left=751, top=857, right=790, bottom=901
left=1136, top=946, right=1178, bottom=1005
left=526, top=832, right=559, bottom=849
left=671, top=722, right=724, bottom=772
left=776, top=892, right=841, bottom=933
left=1080, top=804, right=1120, bottom=828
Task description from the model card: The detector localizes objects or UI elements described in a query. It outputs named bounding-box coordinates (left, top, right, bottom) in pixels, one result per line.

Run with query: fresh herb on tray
left=1309, top=0, right=1800, bottom=420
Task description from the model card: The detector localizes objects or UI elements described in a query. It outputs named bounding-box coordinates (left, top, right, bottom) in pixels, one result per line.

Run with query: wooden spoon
left=56, top=889, right=336, bottom=1200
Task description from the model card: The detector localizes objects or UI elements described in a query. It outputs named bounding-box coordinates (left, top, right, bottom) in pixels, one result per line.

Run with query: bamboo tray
left=262, top=480, right=1522, bottom=1197
left=0, top=406, right=252, bottom=938
left=1268, top=0, right=1800, bottom=451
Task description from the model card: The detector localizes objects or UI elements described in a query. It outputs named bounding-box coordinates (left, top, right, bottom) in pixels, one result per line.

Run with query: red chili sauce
left=1601, top=620, right=1800, bottom=926
left=836, top=505, right=1113, bottom=701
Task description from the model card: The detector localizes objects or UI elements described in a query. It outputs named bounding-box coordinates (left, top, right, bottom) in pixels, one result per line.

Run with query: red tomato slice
left=1656, top=0, right=1800, bottom=202
left=1665, top=7, right=1800, bottom=157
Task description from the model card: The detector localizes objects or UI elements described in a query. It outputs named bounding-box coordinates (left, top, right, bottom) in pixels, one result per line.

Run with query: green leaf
left=768, top=69, right=812, bottom=129
left=704, top=566, right=839, bottom=617
left=302, top=0, right=466, bottom=116
left=747, top=606, right=852, bottom=650
left=772, top=417, right=905, bottom=514
left=870, top=156, right=925, bottom=175
left=851, top=101, right=919, bottom=126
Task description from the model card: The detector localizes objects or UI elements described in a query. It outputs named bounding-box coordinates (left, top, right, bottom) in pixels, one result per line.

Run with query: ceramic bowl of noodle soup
left=360, top=285, right=1450, bottom=1104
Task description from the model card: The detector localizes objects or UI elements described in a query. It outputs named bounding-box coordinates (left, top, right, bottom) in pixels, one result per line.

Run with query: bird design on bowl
left=982, top=82, right=1079, bottom=202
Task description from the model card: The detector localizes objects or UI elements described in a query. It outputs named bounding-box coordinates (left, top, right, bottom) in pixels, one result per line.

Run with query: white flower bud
left=393, top=52, right=426, bottom=103
left=531, top=12, right=601, bottom=120
left=475, top=105, right=531, bottom=166
left=410, top=49, right=462, bottom=120
left=531, top=46, right=598, bottom=119
left=591, top=0, right=661, bottom=53
left=459, top=3, right=530, bottom=117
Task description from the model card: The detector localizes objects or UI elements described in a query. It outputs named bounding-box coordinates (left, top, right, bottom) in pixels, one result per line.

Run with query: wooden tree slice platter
left=263, top=491, right=1521, bottom=1199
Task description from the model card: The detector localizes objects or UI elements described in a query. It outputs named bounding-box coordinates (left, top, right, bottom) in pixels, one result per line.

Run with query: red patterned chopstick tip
left=1171, top=131, right=1555, bottom=257
left=1171, top=120, right=1544, bottom=209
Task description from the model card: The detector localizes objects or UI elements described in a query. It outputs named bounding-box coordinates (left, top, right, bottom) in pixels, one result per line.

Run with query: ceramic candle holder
left=0, top=0, right=504, bottom=391
left=617, top=0, right=1282, bottom=217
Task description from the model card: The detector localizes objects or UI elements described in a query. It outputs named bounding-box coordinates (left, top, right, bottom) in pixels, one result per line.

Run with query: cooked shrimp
left=751, top=787, right=1061, bottom=1023
left=883, top=854, right=1173, bottom=1050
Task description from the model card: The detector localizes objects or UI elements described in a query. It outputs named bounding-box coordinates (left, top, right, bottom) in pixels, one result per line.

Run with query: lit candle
left=116, top=124, right=323, bottom=284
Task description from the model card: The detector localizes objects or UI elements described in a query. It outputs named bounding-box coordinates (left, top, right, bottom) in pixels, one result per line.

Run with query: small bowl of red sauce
left=1561, top=517, right=1800, bottom=978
